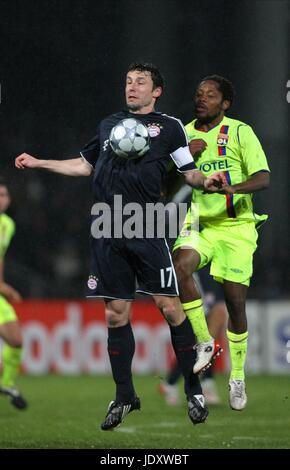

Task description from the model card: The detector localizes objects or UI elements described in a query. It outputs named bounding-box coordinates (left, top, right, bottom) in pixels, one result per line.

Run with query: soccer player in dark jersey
left=15, top=62, right=225, bottom=429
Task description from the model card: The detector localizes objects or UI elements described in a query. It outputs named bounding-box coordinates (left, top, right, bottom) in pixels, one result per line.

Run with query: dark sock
left=107, top=323, right=136, bottom=403
left=170, top=318, right=202, bottom=399
left=167, top=362, right=182, bottom=385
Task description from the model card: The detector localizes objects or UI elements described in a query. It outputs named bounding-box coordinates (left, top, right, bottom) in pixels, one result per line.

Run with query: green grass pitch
left=0, top=374, right=289, bottom=449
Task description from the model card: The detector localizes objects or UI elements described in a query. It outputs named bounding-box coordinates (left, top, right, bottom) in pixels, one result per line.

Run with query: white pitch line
left=117, top=427, right=183, bottom=438
left=151, top=422, right=181, bottom=429
left=232, top=436, right=289, bottom=442
left=206, top=419, right=290, bottom=427
left=116, top=427, right=136, bottom=434
left=117, top=422, right=182, bottom=430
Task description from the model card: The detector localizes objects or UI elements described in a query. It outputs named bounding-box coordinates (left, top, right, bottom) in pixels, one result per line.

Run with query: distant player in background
left=173, top=75, right=270, bottom=411
left=159, top=270, right=227, bottom=406
left=0, top=179, right=27, bottom=409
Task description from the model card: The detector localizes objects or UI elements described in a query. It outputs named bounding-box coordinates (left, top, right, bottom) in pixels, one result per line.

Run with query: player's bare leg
left=201, top=302, right=228, bottom=404
left=207, top=302, right=228, bottom=340
left=172, top=249, right=201, bottom=303
left=0, top=321, right=27, bottom=409
left=223, top=281, right=248, bottom=410
left=173, top=248, right=222, bottom=373
left=0, top=320, right=22, bottom=347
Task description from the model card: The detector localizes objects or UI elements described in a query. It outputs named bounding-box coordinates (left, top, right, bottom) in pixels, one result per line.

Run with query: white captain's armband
left=170, top=146, right=197, bottom=172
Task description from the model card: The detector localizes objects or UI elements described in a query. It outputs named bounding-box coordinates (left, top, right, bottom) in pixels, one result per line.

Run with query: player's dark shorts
left=86, top=236, right=179, bottom=300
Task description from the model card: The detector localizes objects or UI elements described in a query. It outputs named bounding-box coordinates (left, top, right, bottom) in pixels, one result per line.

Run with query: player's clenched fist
left=15, top=153, right=40, bottom=169
left=204, top=171, right=227, bottom=192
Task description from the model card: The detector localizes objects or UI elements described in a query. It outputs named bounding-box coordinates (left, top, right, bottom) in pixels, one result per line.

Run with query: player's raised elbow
left=81, top=164, right=93, bottom=177
left=78, top=157, right=93, bottom=177
left=264, top=171, right=270, bottom=188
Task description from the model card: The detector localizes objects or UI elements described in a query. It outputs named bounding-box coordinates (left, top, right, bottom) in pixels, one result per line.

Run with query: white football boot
left=229, top=379, right=247, bottom=410
left=193, top=338, right=223, bottom=374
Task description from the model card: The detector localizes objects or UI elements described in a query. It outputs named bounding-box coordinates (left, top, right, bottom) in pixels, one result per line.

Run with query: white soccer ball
left=109, top=118, right=150, bottom=159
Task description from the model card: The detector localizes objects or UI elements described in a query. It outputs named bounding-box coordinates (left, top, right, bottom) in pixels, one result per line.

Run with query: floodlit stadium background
left=0, top=0, right=289, bottom=449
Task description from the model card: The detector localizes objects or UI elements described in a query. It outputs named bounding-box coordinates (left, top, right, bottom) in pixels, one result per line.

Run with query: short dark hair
left=127, top=62, right=164, bottom=91
left=200, top=74, right=235, bottom=107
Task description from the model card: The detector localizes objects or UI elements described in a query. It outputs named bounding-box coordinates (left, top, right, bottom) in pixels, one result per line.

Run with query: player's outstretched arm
left=15, top=153, right=92, bottom=177
left=183, top=169, right=226, bottom=191
left=183, top=169, right=205, bottom=188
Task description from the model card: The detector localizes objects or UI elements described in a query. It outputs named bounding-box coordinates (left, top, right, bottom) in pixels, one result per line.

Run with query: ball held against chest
left=109, top=118, right=150, bottom=159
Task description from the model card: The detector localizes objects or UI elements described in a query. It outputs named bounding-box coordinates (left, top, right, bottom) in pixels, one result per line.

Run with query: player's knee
left=105, top=306, right=127, bottom=327
left=162, top=306, right=177, bottom=324
left=225, top=296, right=245, bottom=316
left=155, top=298, right=179, bottom=325
left=173, top=253, right=192, bottom=281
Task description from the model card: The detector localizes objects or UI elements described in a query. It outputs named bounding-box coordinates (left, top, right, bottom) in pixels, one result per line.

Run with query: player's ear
left=222, top=100, right=230, bottom=111
left=153, top=87, right=162, bottom=99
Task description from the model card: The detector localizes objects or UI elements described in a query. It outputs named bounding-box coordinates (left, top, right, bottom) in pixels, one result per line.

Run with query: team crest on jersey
left=103, top=139, right=109, bottom=151
left=147, top=123, right=162, bottom=137
left=87, top=275, right=98, bottom=290
left=217, top=134, right=229, bottom=146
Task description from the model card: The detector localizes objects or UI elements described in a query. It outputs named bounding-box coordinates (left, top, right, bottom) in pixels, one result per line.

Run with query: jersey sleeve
left=169, top=119, right=197, bottom=172
left=80, top=127, right=100, bottom=168
left=238, top=125, right=270, bottom=175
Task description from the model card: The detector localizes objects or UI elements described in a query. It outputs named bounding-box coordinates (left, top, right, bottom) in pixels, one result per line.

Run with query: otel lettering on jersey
left=198, top=158, right=232, bottom=173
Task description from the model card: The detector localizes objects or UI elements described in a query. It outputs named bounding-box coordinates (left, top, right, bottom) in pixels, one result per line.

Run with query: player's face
left=194, top=80, right=229, bottom=123
left=0, top=186, right=10, bottom=213
left=126, top=70, right=161, bottom=113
